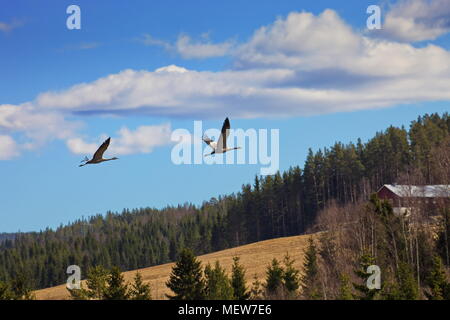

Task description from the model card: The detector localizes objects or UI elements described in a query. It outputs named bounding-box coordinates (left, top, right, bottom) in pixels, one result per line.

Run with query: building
left=377, top=184, right=450, bottom=216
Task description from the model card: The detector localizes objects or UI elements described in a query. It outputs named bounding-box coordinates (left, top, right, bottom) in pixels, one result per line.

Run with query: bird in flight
left=79, top=137, right=118, bottom=167
left=203, top=117, right=241, bottom=156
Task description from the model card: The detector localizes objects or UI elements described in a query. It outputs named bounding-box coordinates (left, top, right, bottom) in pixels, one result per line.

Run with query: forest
left=0, top=112, right=448, bottom=296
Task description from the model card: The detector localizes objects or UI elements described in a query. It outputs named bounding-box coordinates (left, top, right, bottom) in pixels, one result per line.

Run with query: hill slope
left=35, top=233, right=316, bottom=300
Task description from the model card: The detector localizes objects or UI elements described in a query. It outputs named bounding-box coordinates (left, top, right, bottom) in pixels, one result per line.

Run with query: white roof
left=382, top=184, right=450, bottom=198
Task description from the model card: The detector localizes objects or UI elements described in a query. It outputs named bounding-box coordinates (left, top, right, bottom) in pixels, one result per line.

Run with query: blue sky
left=1, top=0, right=449, bottom=232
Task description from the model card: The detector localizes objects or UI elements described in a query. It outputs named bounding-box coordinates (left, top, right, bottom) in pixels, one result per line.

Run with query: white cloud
left=3, top=7, right=450, bottom=159
left=235, top=10, right=363, bottom=70
left=155, top=65, right=189, bottom=73
left=0, top=135, right=19, bottom=160
left=175, top=34, right=234, bottom=59
left=138, top=34, right=173, bottom=50
left=380, top=0, right=450, bottom=42
left=66, top=138, right=100, bottom=156
left=139, top=33, right=234, bottom=59
left=67, top=123, right=172, bottom=156
left=0, top=103, right=80, bottom=158
left=111, top=124, right=172, bottom=155
left=28, top=10, right=450, bottom=120
left=234, top=9, right=450, bottom=78
left=0, top=104, right=77, bottom=140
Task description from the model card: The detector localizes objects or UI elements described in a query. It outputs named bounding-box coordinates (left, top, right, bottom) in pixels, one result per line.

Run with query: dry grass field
left=34, top=233, right=317, bottom=300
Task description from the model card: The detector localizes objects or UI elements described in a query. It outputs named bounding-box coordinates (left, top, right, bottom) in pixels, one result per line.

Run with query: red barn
left=376, top=184, right=450, bottom=216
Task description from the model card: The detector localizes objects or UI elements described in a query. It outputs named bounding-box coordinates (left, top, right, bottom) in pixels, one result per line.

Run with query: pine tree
left=437, top=208, right=450, bottom=266
left=264, top=258, right=284, bottom=298
left=425, top=256, right=450, bottom=300
left=338, top=274, right=353, bottom=300
left=9, top=272, right=35, bottom=300
left=68, top=265, right=109, bottom=300
left=104, top=266, right=129, bottom=300
left=282, top=253, right=300, bottom=297
left=352, top=252, right=380, bottom=300
left=129, top=272, right=151, bottom=300
left=300, top=238, right=321, bottom=299
left=204, top=261, right=234, bottom=300
left=0, top=280, right=13, bottom=300
left=250, top=274, right=263, bottom=300
left=68, top=286, right=88, bottom=300
left=85, top=265, right=109, bottom=300
left=388, top=262, right=418, bottom=300
left=166, top=248, right=206, bottom=300
left=231, top=256, right=250, bottom=300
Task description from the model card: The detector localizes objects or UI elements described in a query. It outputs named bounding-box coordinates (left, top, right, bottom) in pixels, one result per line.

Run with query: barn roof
left=380, top=184, right=450, bottom=198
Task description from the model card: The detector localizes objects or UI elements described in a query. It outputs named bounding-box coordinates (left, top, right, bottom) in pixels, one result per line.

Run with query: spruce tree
left=352, top=252, right=380, bottom=300
left=283, top=253, right=300, bottom=295
left=437, top=208, right=450, bottom=267
left=338, top=274, right=353, bottom=300
left=425, top=256, right=450, bottom=300
left=86, top=265, right=109, bottom=300
left=231, top=256, right=250, bottom=300
left=386, top=262, right=418, bottom=300
left=9, top=272, right=35, bottom=300
left=204, top=261, right=234, bottom=300
left=68, top=286, right=88, bottom=300
left=129, top=272, right=152, bottom=300
left=166, top=248, right=206, bottom=300
left=68, top=265, right=109, bottom=300
left=250, top=274, right=263, bottom=300
left=104, top=267, right=129, bottom=300
left=300, top=238, right=321, bottom=299
left=264, top=258, right=284, bottom=298
left=0, top=281, right=13, bottom=300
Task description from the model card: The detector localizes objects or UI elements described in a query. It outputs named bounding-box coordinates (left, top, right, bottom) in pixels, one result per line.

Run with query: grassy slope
left=35, top=233, right=317, bottom=300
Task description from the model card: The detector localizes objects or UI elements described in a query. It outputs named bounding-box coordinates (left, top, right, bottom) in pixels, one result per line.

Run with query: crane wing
left=92, top=137, right=111, bottom=161
left=217, top=117, right=230, bottom=151
left=203, top=134, right=216, bottom=150
left=203, top=134, right=213, bottom=145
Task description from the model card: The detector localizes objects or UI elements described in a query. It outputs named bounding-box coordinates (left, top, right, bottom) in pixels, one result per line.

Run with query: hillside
left=34, top=233, right=316, bottom=300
